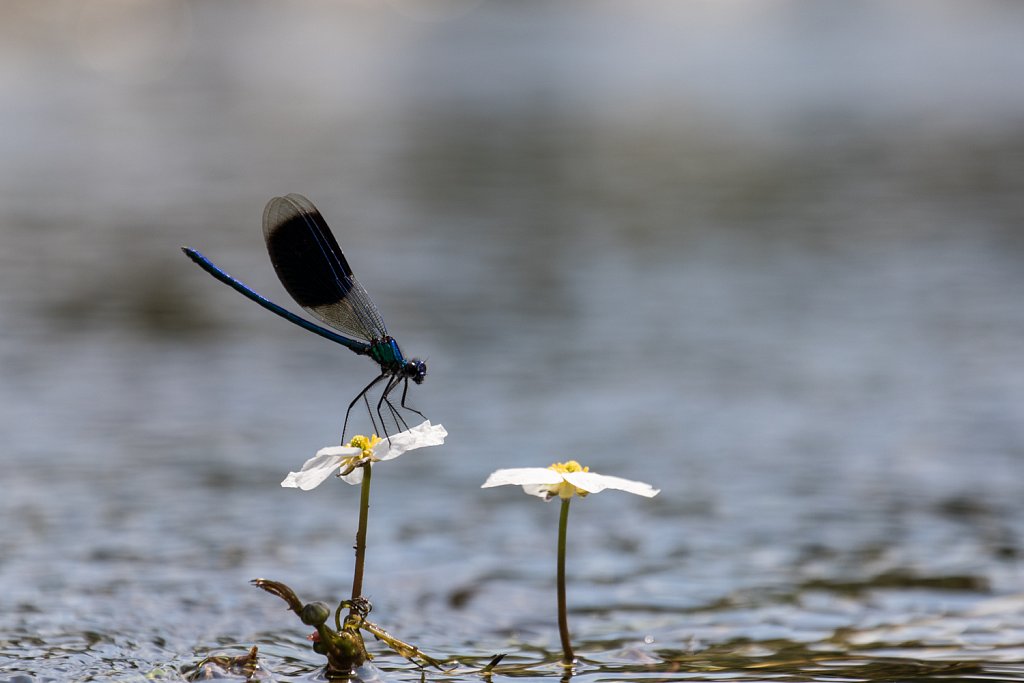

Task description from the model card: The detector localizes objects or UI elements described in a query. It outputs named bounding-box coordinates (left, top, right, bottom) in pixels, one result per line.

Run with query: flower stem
left=350, top=461, right=372, bottom=607
left=557, top=498, right=575, bottom=665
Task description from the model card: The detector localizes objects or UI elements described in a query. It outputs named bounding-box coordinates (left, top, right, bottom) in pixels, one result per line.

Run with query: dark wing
left=262, top=194, right=389, bottom=343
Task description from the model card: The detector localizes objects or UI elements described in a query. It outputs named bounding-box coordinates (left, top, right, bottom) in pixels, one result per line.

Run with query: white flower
left=481, top=460, right=660, bottom=500
left=281, top=421, right=447, bottom=491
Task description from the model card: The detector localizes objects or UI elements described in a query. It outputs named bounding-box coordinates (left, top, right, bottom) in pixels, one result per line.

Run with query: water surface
left=2, top=2, right=1024, bottom=681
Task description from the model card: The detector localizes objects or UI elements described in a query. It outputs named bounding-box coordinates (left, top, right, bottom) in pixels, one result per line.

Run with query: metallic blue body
left=183, top=247, right=373, bottom=355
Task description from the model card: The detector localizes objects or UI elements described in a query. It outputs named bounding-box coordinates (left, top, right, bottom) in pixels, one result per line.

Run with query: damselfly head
left=405, top=359, right=427, bottom=385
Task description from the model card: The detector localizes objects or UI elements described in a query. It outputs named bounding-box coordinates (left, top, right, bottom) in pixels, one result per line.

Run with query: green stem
left=557, top=498, right=575, bottom=665
left=350, top=461, right=372, bottom=607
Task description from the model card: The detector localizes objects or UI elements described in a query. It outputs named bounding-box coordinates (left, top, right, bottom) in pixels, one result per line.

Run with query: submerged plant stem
left=351, top=461, right=372, bottom=606
left=557, top=498, right=575, bottom=665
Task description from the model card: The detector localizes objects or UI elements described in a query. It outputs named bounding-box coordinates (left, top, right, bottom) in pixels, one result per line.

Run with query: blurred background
left=2, top=1, right=1024, bottom=680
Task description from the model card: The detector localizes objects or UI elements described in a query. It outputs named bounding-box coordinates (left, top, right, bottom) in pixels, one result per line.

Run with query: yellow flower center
left=346, top=434, right=382, bottom=460
left=336, top=434, right=383, bottom=474
left=548, top=460, right=589, bottom=499
left=548, top=460, right=589, bottom=474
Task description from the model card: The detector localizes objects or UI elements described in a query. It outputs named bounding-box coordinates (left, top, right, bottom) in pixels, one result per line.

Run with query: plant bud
left=300, top=601, right=331, bottom=626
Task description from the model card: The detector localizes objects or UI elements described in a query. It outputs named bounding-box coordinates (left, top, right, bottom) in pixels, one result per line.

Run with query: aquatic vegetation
left=251, top=579, right=447, bottom=676
left=483, top=461, right=660, bottom=666
left=184, top=646, right=267, bottom=681
left=251, top=423, right=448, bottom=676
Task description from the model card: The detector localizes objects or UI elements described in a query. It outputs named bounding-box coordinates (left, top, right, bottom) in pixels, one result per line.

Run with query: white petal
left=562, top=471, right=660, bottom=497
left=522, top=483, right=557, bottom=500
left=374, top=421, right=448, bottom=462
left=339, top=467, right=364, bottom=485
left=481, top=468, right=564, bottom=488
left=280, top=446, right=358, bottom=491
